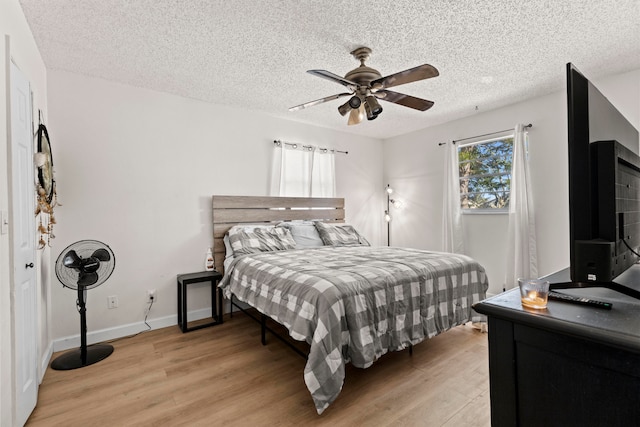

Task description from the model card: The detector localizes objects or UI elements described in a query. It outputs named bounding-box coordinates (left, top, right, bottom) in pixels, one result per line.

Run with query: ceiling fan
left=289, top=47, right=439, bottom=126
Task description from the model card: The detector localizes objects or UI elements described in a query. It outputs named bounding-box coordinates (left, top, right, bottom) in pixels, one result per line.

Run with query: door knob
left=25, top=262, right=34, bottom=269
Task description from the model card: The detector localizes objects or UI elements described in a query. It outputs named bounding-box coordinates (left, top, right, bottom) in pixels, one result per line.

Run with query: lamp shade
left=348, top=105, right=365, bottom=125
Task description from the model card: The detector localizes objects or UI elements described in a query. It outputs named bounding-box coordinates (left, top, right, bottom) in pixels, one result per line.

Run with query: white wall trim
left=52, top=308, right=213, bottom=352
left=39, top=343, right=52, bottom=383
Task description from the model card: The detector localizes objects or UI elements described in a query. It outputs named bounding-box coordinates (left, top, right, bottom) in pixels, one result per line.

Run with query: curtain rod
left=273, top=140, right=348, bottom=154
left=438, top=123, right=533, bottom=146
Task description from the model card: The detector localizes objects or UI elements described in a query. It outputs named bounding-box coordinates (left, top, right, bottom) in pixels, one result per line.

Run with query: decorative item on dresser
left=212, top=195, right=489, bottom=414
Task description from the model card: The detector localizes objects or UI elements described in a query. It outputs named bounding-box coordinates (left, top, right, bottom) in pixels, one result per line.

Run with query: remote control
left=548, top=291, right=612, bottom=310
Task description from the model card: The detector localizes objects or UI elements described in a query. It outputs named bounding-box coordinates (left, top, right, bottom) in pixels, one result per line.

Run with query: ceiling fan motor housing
left=344, top=65, right=382, bottom=86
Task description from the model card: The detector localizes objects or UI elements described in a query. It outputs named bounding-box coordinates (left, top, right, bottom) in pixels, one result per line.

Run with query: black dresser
left=473, top=267, right=640, bottom=427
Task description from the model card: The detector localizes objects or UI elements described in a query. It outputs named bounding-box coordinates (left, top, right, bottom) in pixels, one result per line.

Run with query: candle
left=518, top=279, right=550, bottom=309
left=522, top=292, right=546, bottom=308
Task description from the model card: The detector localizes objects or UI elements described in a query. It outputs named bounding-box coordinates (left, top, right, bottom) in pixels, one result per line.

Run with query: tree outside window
left=458, top=136, right=514, bottom=210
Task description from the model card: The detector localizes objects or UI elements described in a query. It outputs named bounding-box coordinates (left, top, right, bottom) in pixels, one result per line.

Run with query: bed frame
left=212, top=195, right=346, bottom=357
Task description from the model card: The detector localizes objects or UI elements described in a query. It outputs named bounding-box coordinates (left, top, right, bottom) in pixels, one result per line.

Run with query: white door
left=10, top=61, right=38, bottom=426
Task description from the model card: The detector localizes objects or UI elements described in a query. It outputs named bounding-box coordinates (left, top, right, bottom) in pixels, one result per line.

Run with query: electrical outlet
left=147, top=289, right=157, bottom=303
left=107, top=295, right=118, bottom=309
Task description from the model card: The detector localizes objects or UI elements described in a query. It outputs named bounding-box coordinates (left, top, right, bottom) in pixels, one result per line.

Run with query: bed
left=213, top=195, right=488, bottom=414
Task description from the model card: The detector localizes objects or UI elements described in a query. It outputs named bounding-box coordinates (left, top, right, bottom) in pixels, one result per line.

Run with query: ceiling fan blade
left=377, top=90, right=435, bottom=111
left=347, top=105, right=365, bottom=126
left=307, top=70, right=358, bottom=90
left=289, top=93, right=351, bottom=112
left=77, top=272, right=99, bottom=287
left=370, top=64, right=439, bottom=90
left=92, top=248, right=111, bottom=262
left=63, top=250, right=82, bottom=269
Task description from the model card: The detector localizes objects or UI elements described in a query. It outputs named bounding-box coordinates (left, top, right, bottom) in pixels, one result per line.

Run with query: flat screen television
left=553, top=63, right=640, bottom=300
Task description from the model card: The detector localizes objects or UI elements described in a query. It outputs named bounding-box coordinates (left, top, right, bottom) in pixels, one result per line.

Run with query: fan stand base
left=50, top=344, right=114, bottom=370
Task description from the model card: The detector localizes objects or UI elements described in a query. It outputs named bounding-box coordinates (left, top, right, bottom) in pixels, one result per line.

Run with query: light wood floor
left=27, top=314, right=491, bottom=426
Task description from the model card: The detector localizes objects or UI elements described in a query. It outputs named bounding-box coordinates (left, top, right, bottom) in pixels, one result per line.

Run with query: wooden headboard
left=212, top=195, right=345, bottom=273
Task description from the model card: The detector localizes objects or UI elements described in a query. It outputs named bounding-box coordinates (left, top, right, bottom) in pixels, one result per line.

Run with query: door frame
left=0, top=33, right=14, bottom=427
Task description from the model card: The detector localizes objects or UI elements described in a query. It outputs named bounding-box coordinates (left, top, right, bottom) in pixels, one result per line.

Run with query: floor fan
left=51, top=240, right=116, bottom=370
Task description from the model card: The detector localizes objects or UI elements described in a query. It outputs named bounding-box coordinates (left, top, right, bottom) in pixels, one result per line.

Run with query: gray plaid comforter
left=218, top=246, right=488, bottom=414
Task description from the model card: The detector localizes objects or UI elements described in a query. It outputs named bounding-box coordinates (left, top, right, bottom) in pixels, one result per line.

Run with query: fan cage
left=55, top=240, right=116, bottom=290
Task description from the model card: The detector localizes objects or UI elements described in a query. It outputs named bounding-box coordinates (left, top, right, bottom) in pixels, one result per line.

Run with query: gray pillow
left=228, top=226, right=296, bottom=256
left=278, top=221, right=325, bottom=248
left=225, top=225, right=279, bottom=258
left=314, top=222, right=370, bottom=246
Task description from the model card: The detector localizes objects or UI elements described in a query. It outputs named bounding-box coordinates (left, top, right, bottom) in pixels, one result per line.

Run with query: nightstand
left=177, top=270, right=223, bottom=332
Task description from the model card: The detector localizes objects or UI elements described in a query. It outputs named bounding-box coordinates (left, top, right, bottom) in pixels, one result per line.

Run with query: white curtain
left=442, top=141, right=464, bottom=253
left=270, top=142, right=336, bottom=197
left=310, top=149, right=336, bottom=197
left=505, top=124, right=538, bottom=288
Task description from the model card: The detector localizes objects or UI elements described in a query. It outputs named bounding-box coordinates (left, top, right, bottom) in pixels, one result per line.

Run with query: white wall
left=47, top=70, right=383, bottom=346
left=383, top=68, right=640, bottom=296
left=1, top=0, right=50, bottom=424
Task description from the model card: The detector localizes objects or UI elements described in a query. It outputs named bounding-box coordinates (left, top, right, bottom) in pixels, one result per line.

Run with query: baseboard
left=52, top=307, right=213, bottom=352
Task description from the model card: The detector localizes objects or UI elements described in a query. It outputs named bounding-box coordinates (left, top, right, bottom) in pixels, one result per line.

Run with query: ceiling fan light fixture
left=365, top=95, right=383, bottom=115
left=364, top=101, right=379, bottom=121
left=338, top=100, right=353, bottom=116
left=348, top=95, right=361, bottom=109
left=348, top=105, right=365, bottom=125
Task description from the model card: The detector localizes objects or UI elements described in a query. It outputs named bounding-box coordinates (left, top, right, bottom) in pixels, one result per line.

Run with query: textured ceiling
left=18, top=0, right=640, bottom=139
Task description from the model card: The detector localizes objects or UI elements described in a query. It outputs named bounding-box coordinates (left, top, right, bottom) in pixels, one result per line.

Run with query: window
left=458, top=135, right=513, bottom=211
